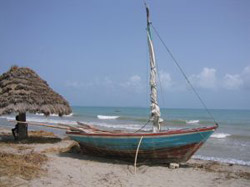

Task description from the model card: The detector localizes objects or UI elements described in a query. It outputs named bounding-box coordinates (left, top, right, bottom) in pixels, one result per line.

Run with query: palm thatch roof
left=0, top=66, right=72, bottom=116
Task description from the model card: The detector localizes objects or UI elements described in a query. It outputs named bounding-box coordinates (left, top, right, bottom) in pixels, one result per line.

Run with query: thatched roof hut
left=0, top=66, right=72, bottom=116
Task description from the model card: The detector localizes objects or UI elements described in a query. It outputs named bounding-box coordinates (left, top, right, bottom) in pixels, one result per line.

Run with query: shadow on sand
left=57, top=144, right=192, bottom=169
left=0, top=133, right=61, bottom=144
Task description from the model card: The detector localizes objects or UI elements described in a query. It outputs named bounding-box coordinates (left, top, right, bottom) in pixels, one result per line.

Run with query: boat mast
left=145, top=5, right=161, bottom=132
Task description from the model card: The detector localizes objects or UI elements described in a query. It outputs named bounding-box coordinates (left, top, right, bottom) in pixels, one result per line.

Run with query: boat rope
left=151, top=24, right=218, bottom=125
left=133, top=119, right=150, bottom=133
left=134, top=136, right=144, bottom=174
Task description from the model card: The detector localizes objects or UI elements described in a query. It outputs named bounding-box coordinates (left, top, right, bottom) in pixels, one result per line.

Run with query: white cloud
left=189, top=68, right=217, bottom=89
left=159, top=71, right=173, bottom=90
left=65, top=80, right=88, bottom=88
left=130, top=75, right=141, bottom=84
left=65, top=81, right=79, bottom=88
left=120, top=75, right=144, bottom=93
left=223, top=74, right=243, bottom=90
left=242, top=66, right=250, bottom=89
left=65, top=77, right=113, bottom=89
left=65, top=65, right=250, bottom=93
left=101, top=77, right=115, bottom=89
left=121, top=75, right=141, bottom=87
left=222, top=65, right=250, bottom=90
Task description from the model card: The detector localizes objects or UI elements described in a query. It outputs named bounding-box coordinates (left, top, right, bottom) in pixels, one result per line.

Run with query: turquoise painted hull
left=67, top=125, right=217, bottom=163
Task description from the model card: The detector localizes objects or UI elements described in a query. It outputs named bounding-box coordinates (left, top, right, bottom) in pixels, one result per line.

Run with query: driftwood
left=8, top=120, right=126, bottom=135
left=9, top=120, right=69, bottom=130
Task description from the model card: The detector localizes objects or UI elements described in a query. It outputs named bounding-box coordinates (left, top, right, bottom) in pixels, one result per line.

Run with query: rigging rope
left=136, top=0, right=218, bottom=133
left=134, top=119, right=150, bottom=133
left=151, top=24, right=218, bottom=125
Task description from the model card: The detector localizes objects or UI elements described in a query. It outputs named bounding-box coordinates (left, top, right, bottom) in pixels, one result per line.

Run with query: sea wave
left=119, top=116, right=149, bottom=123
left=170, top=119, right=186, bottom=125
left=26, top=117, right=77, bottom=125
left=0, top=115, right=76, bottom=125
left=0, top=115, right=178, bottom=131
left=97, top=115, right=119, bottom=120
left=92, top=122, right=146, bottom=131
left=186, top=120, right=200, bottom=124
left=0, top=115, right=143, bottom=130
left=193, top=155, right=250, bottom=166
left=35, top=113, right=74, bottom=117
left=0, top=116, right=15, bottom=121
left=211, top=133, right=231, bottom=139
left=82, top=121, right=175, bottom=131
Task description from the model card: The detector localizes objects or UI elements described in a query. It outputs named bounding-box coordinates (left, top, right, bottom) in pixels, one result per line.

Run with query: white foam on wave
left=0, top=115, right=143, bottom=130
left=91, top=121, right=143, bottom=130
left=98, top=123, right=142, bottom=130
left=77, top=120, right=152, bottom=131
left=1, top=115, right=171, bottom=132
left=97, top=115, right=119, bottom=120
left=0, top=115, right=142, bottom=130
left=35, top=113, right=44, bottom=116
left=0, top=116, right=15, bottom=121
left=211, top=133, right=231, bottom=139
left=27, top=117, right=77, bottom=125
left=35, top=113, right=74, bottom=117
left=186, top=120, right=200, bottom=124
left=0, top=115, right=76, bottom=125
left=193, top=155, right=250, bottom=166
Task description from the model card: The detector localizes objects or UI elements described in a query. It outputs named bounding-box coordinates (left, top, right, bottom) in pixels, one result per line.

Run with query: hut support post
left=17, top=113, right=28, bottom=140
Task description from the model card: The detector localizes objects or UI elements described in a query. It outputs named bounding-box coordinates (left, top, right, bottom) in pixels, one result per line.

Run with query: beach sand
left=1, top=127, right=250, bottom=187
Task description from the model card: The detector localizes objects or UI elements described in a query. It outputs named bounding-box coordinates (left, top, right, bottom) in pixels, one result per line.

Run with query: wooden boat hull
left=66, top=125, right=217, bottom=163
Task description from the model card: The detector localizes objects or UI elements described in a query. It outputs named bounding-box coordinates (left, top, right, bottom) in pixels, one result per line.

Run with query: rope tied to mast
left=151, top=24, right=218, bottom=126
left=139, top=1, right=218, bottom=132
left=135, top=1, right=218, bottom=134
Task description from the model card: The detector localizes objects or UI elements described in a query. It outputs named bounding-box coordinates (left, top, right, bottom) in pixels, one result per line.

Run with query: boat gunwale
left=66, top=124, right=217, bottom=137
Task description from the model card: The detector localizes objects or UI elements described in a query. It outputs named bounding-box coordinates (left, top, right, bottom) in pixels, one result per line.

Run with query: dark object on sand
left=12, top=114, right=28, bottom=140
left=12, top=116, right=20, bottom=140
left=0, top=66, right=72, bottom=140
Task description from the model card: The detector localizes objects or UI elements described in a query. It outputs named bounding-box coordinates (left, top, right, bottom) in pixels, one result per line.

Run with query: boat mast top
left=145, top=4, right=161, bottom=132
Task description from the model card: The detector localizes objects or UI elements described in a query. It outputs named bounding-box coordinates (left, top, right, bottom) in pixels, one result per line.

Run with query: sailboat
left=66, top=4, right=218, bottom=163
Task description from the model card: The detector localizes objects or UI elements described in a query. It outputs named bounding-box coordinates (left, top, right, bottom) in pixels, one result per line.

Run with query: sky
left=0, top=0, right=249, bottom=109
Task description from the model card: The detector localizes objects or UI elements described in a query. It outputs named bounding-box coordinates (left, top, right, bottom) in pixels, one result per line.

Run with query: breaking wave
left=92, top=122, right=147, bottom=131
left=0, top=115, right=76, bottom=125
left=211, top=133, right=231, bottom=139
left=193, top=155, right=250, bottom=166
left=97, top=115, right=120, bottom=120
left=35, top=113, right=74, bottom=117
left=25, top=117, right=77, bottom=125
left=186, top=120, right=200, bottom=124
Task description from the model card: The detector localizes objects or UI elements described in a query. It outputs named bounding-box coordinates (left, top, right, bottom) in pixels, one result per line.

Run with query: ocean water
left=0, top=106, right=250, bottom=166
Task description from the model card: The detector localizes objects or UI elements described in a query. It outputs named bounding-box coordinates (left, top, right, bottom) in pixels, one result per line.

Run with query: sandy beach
left=0, top=127, right=249, bottom=187
left=1, top=1, right=250, bottom=186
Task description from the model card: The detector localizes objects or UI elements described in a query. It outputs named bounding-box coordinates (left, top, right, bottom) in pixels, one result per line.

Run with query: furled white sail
left=145, top=5, right=162, bottom=132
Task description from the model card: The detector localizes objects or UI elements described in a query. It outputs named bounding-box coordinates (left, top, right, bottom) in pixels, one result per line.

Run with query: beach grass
left=0, top=152, right=48, bottom=180
left=29, top=130, right=56, bottom=137
left=0, top=130, right=55, bottom=186
left=0, top=130, right=52, bottom=185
